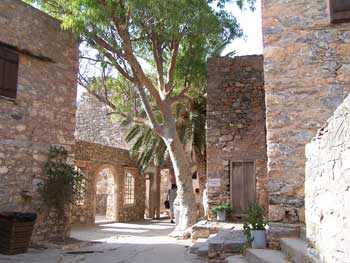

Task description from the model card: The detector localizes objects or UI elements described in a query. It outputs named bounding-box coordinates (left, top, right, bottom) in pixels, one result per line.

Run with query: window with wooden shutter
left=329, top=0, right=350, bottom=23
left=0, top=44, right=19, bottom=99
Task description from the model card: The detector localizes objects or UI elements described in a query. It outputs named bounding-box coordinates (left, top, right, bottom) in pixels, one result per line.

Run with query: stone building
left=0, top=0, right=78, bottom=241
left=74, top=94, right=145, bottom=224
left=206, top=55, right=267, bottom=217
left=262, top=0, right=350, bottom=247
left=75, top=94, right=130, bottom=150
left=306, top=95, right=350, bottom=263
left=73, top=141, right=145, bottom=224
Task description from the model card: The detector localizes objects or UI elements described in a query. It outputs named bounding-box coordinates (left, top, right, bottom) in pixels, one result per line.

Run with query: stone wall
left=262, top=0, right=350, bottom=238
left=73, top=141, right=145, bottom=224
left=0, top=0, right=78, bottom=241
left=95, top=168, right=115, bottom=220
left=305, top=95, right=350, bottom=263
left=206, top=55, right=267, bottom=213
left=75, top=93, right=130, bottom=150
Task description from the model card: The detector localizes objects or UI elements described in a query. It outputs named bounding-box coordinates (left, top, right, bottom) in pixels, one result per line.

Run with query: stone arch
left=73, top=141, right=145, bottom=225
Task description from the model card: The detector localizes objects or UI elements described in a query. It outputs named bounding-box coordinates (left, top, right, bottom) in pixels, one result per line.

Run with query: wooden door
left=230, top=160, right=256, bottom=214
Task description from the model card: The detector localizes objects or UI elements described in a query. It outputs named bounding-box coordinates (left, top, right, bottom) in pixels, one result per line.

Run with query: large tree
left=27, top=0, right=254, bottom=232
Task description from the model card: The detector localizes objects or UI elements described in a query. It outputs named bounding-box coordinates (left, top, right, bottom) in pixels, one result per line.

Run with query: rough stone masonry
left=206, top=55, right=267, bottom=216
left=0, top=0, right=78, bottom=241
left=306, top=95, right=350, bottom=263
left=262, top=0, right=350, bottom=240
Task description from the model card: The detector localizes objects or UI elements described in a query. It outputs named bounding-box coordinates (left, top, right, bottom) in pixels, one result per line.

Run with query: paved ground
left=0, top=219, right=206, bottom=263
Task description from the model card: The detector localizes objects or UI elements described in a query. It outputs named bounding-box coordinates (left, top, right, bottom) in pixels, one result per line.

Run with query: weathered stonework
left=0, top=0, right=78, bottom=241
left=73, top=141, right=145, bottom=224
left=75, top=94, right=131, bottom=150
left=305, top=95, right=350, bottom=263
left=206, top=55, right=267, bottom=213
left=263, top=0, right=350, bottom=233
left=95, top=168, right=115, bottom=220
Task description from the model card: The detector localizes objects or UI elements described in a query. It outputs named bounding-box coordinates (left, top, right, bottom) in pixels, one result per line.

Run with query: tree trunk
left=163, top=132, right=197, bottom=232
left=194, top=146, right=207, bottom=218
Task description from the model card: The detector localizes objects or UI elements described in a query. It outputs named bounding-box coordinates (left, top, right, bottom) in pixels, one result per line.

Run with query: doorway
left=230, top=160, right=256, bottom=215
left=95, top=167, right=116, bottom=223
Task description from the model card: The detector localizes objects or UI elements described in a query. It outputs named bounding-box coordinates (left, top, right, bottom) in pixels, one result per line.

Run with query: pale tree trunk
left=163, top=133, right=197, bottom=232
left=194, top=146, right=207, bottom=218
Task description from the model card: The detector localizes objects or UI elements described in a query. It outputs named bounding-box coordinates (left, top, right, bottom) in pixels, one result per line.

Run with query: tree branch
left=165, top=39, right=180, bottom=93
left=151, top=31, right=165, bottom=91
left=107, top=111, right=151, bottom=128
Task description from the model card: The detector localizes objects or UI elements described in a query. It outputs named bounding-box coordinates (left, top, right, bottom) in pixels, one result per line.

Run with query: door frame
left=230, top=159, right=257, bottom=216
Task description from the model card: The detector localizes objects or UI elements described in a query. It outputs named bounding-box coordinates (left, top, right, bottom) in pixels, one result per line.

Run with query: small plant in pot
left=243, top=203, right=267, bottom=249
left=211, top=203, right=232, bottom=222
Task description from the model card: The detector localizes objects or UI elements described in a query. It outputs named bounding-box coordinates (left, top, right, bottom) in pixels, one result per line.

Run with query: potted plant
left=0, top=212, right=37, bottom=255
left=243, top=203, right=267, bottom=249
left=211, top=203, right=232, bottom=222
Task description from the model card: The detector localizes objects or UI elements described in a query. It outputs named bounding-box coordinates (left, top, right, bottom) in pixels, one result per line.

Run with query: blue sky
left=225, top=0, right=263, bottom=56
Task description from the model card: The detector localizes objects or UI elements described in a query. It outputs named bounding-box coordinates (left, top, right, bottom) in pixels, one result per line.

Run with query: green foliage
left=124, top=96, right=206, bottom=171
left=124, top=122, right=167, bottom=171
left=211, top=203, right=232, bottom=216
left=24, top=0, right=252, bottom=97
left=38, top=146, right=85, bottom=211
left=243, top=203, right=267, bottom=244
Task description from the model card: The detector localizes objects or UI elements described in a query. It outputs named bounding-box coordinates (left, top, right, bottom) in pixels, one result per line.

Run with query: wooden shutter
left=0, top=44, right=19, bottom=99
left=329, top=0, right=350, bottom=23
left=230, top=160, right=256, bottom=214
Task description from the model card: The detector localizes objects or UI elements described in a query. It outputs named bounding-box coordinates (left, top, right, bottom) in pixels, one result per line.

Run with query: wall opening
left=95, top=167, right=116, bottom=223
left=230, top=160, right=256, bottom=215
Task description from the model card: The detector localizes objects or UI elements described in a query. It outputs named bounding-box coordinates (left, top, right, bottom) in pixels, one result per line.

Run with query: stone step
left=196, top=241, right=209, bottom=257
left=246, top=249, right=291, bottom=263
left=208, top=229, right=246, bottom=258
left=299, top=226, right=306, bottom=242
left=190, top=239, right=207, bottom=254
left=225, top=255, right=248, bottom=263
left=280, top=238, right=307, bottom=263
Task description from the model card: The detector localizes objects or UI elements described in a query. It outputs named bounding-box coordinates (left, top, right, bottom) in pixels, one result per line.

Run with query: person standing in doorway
left=167, top=184, right=177, bottom=223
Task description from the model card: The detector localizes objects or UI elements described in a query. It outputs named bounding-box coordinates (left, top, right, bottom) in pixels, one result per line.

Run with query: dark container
left=0, top=212, right=37, bottom=255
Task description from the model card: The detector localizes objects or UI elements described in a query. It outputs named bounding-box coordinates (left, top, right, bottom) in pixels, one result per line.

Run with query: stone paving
left=0, top=219, right=207, bottom=263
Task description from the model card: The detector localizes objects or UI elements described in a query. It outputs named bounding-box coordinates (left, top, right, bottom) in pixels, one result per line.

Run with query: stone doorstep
left=208, top=229, right=246, bottom=259
left=299, top=226, right=306, bottom=241
left=245, top=249, right=291, bottom=263
left=225, top=255, right=248, bottom=263
left=189, top=238, right=207, bottom=254
left=197, top=242, right=209, bottom=258
left=194, top=234, right=217, bottom=257
left=280, top=238, right=307, bottom=263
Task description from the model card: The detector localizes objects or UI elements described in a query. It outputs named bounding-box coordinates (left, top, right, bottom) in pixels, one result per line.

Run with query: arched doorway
left=95, top=167, right=116, bottom=223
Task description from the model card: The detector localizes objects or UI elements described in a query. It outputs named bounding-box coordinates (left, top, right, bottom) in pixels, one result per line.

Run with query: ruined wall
left=206, top=55, right=267, bottom=211
left=305, top=95, right=350, bottom=263
left=263, top=0, right=350, bottom=232
left=0, top=0, right=78, bottom=241
left=73, top=141, right=144, bottom=224
left=75, top=94, right=131, bottom=150
left=95, top=168, right=115, bottom=220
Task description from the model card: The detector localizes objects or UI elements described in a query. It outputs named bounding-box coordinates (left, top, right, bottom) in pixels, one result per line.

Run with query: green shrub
left=211, top=203, right=232, bottom=216
left=38, top=146, right=85, bottom=211
left=243, top=202, right=267, bottom=244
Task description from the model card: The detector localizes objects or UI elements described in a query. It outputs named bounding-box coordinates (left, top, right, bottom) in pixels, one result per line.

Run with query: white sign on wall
left=208, top=178, right=221, bottom=188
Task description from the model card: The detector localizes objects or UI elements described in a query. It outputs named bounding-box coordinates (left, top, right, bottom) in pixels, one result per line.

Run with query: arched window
left=124, top=171, right=135, bottom=205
